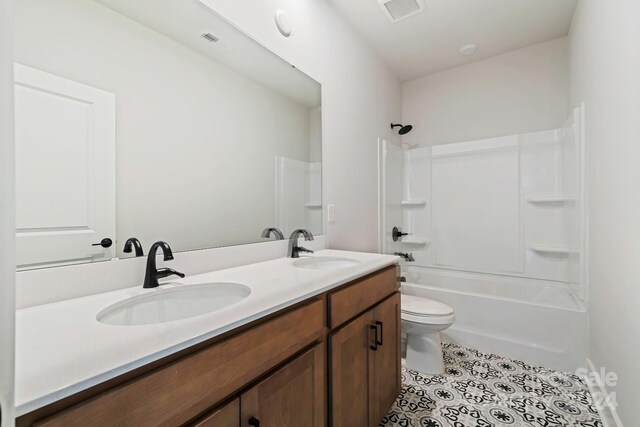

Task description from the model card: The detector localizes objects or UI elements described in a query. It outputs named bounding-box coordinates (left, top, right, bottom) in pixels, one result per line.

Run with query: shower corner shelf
left=530, top=246, right=574, bottom=256
left=401, top=237, right=429, bottom=245
left=526, top=196, right=576, bottom=205
left=401, top=199, right=428, bottom=207
left=305, top=201, right=322, bottom=208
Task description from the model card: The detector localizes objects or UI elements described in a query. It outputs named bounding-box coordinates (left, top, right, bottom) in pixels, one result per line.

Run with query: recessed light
left=459, top=43, right=478, bottom=56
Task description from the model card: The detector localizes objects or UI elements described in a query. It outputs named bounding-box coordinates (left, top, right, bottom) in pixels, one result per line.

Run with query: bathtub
left=402, top=266, right=588, bottom=373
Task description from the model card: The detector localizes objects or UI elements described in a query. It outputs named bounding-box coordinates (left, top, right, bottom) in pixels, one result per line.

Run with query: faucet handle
left=298, top=247, right=314, bottom=255
left=394, top=252, right=415, bottom=262
left=156, top=267, right=185, bottom=280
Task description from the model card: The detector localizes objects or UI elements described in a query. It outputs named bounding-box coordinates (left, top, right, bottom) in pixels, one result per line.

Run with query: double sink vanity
left=16, top=250, right=401, bottom=426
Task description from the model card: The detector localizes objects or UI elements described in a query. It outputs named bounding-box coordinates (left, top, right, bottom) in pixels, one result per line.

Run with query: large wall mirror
left=13, top=0, right=322, bottom=270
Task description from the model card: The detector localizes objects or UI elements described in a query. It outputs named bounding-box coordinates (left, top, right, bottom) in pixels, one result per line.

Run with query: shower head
left=391, top=123, right=413, bottom=135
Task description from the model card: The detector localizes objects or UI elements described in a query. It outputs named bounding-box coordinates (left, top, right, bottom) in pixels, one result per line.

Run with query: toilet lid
left=401, top=294, right=454, bottom=317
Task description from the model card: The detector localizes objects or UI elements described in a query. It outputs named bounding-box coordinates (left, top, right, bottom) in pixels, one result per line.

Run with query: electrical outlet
left=327, top=204, right=335, bottom=224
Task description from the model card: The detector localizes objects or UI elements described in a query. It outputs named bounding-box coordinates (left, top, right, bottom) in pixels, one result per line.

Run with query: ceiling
left=329, top=0, right=578, bottom=81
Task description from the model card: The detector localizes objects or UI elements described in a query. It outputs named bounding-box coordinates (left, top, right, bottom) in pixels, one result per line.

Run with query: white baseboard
left=584, top=358, right=623, bottom=427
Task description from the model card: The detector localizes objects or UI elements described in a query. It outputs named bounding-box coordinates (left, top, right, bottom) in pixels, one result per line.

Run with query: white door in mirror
left=14, top=64, right=116, bottom=269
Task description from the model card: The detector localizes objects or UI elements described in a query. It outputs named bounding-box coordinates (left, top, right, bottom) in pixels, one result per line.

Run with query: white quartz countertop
left=15, top=249, right=399, bottom=416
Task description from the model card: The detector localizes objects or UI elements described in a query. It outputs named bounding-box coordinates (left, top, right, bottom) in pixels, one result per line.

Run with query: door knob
left=92, top=238, right=113, bottom=248
left=248, top=417, right=260, bottom=427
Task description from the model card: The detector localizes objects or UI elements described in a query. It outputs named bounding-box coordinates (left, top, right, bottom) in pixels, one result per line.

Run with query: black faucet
left=261, top=227, right=285, bottom=240
left=123, top=237, right=144, bottom=257
left=143, top=241, right=185, bottom=288
left=394, top=252, right=415, bottom=262
left=288, top=229, right=314, bottom=258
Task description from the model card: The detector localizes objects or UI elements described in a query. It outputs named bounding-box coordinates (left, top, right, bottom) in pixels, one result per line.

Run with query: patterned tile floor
left=381, top=343, right=603, bottom=427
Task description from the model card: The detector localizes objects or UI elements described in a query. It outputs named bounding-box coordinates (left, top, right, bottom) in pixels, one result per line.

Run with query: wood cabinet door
left=240, top=344, right=325, bottom=427
left=192, top=398, right=239, bottom=427
left=329, top=310, right=375, bottom=427
left=372, top=293, right=402, bottom=425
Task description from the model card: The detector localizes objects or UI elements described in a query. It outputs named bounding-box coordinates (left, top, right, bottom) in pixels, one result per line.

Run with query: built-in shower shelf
left=402, top=238, right=429, bottom=245
left=530, top=246, right=574, bottom=256
left=305, top=202, right=322, bottom=208
left=526, top=196, right=576, bottom=205
left=401, top=200, right=427, bottom=207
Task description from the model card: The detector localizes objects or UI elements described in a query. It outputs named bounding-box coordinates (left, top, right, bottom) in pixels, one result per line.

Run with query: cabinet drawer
left=328, top=265, right=399, bottom=329
left=192, top=398, right=239, bottom=427
left=34, top=299, right=324, bottom=427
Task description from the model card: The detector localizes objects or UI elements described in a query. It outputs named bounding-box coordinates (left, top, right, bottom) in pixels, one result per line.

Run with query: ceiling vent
left=201, top=33, right=219, bottom=43
left=378, top=0, right=426, bottom=23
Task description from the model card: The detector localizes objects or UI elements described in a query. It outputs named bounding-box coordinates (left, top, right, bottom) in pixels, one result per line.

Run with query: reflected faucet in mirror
left=123, top=237, right=144, bottom=257
left=143, top=241, right=185, bottom=289
left=261, top=227, right=285, bottom=240
left=288, top=229, right=314, bottom=258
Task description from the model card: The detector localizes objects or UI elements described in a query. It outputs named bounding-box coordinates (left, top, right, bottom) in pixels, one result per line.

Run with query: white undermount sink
left=97, top=283, right=251, bottom=326
left=292, top=256, right=361, bottom=270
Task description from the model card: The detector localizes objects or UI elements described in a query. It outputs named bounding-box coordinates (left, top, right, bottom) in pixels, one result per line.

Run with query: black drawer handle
left=375, top=320, right=383, bottom=346
left=370, top=324, right=378, bottom=351
left=248, top=416, right=260, bottom=427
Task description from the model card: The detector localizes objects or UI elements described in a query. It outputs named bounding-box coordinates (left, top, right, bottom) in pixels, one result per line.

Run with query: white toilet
left=401, top=294, right=455, bottom=375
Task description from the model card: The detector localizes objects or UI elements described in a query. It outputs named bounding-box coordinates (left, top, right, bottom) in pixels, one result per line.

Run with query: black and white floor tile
left=381, top=343, right=603, bottom=427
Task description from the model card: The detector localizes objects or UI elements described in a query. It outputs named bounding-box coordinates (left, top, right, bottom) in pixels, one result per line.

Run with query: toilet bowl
left=401, top=294, right=455, bottom=375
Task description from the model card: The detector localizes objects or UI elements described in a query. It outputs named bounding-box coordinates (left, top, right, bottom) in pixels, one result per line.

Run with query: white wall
left=0, top=0, right=15, bottom=423
left=402, top=37, right=569, bottom=147
left=14, top=0, right=316, bottom=256
left=570, top=0, right=640, bottom=424
left=200, top=0, right=403, bottom=252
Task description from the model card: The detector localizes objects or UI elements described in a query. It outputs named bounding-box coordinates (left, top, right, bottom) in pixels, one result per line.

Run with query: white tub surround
left=379, top=108, right=588, bottom=372
left=15, top=249, right=399, bottom=417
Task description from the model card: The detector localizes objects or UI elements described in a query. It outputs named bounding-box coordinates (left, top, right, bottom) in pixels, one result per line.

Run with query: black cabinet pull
left=91, top=238, right=113, bottom=248
left=370, top=324, right=378, bottom=351
left=248, top=417, right=260, bottom=427
left=375, top=320, right=383, bottom=346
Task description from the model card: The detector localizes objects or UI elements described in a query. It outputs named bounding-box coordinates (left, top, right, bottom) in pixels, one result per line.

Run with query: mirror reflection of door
left=12, top=0, right=322, bottom=270
left=14, top=64, right=116, bottom=269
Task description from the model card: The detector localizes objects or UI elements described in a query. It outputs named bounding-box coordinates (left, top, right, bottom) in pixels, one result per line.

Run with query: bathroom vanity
left=15, top=253, right=401, bottom=426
